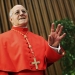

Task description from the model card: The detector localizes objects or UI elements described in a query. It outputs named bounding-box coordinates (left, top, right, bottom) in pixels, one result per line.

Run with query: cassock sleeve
left=0, top=71, right=8, bottom=75
left=45, top=40, right=65, bottom=65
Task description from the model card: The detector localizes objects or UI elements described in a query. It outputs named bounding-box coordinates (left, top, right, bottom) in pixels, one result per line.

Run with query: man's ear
left=9, top=17, right=12, bottom=23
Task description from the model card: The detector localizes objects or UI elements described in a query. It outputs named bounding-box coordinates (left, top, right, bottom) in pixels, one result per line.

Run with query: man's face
left=10, top=5, right=28, bottom=27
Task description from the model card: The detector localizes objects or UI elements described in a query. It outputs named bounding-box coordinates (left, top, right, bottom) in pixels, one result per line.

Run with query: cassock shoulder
left=0, top=30, right=12, bottom=38
left=28, top=32, right=46, bottom=41
left=0, top=30, right=15, bottom=42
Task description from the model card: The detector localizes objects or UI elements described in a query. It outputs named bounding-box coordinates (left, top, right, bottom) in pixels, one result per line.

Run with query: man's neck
left=13, top=25, right=27, bottom=28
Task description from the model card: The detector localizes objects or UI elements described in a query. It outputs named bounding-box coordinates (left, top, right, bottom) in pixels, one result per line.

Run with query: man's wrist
left=49, top=44, right=61, bottom=53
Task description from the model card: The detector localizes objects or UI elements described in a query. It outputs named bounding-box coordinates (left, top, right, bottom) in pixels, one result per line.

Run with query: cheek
left=25, top=13, right=28, bottom=19
left=26, top=15, right=28, bottom=21
left=12, top=19, right=18, bottom=25
left=27, top=15, right=28, bottom=19
left=13, top=17, right=18, bottom=23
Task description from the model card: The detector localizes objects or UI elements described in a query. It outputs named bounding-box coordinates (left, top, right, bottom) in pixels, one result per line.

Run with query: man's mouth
left=19, top=17, right=26, bottom=20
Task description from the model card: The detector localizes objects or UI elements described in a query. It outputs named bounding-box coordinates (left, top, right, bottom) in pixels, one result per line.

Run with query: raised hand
left=48, top=23, right=66, bottom=47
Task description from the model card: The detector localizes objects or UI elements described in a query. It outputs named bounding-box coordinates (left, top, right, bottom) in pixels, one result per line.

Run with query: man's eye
left=22, top=10, right=26, bottom=13
left=15, top=11, right=19, bottom=14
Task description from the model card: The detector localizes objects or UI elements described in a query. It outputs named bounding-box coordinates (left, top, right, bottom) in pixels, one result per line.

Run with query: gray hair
left=9, top=9, right=13, bottom=17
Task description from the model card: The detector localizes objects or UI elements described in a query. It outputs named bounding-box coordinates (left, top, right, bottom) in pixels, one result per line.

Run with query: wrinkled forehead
left=12, top=5, right=26, bottom=12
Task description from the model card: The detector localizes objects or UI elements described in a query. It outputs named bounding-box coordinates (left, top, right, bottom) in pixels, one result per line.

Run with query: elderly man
left=0, top=5, right=66, bottom=75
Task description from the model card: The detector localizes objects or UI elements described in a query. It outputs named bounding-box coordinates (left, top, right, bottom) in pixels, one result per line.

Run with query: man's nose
left=20, top=11, right=23, bottom=15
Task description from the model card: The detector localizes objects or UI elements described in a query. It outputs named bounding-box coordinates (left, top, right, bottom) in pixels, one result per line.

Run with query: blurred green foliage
left=54, top=19, right=75, bottom=75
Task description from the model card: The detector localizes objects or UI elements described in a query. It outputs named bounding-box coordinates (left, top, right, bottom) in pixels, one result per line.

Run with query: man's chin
left=18, top=24, right=27, bottom=27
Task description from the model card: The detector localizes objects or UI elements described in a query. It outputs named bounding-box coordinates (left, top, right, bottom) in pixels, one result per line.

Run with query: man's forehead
left=12, top=5, right=26, bottom=11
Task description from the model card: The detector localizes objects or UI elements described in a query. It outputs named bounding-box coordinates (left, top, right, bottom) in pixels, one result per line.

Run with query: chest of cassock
left=0, top=27, right=63, bottom=72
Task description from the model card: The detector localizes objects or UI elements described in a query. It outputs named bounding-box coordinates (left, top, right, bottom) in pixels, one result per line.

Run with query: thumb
left=48, top=35, right=53, bottom=46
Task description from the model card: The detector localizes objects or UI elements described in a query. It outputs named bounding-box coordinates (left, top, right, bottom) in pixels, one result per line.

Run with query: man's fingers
left=58, top=26, right=63, bottom=35
left=51, top=23, right=55, bottom=32
left=56, top=24, right=61, bottom=33
left=48, top=35, right=51, bottom=45
left=48, top=35, right=53, bottom=46
left=60, top=33, right=66, bottom=40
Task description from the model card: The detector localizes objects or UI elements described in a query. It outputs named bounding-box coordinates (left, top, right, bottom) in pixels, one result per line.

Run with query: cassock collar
left=11, top=26, right=28, bottom=34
